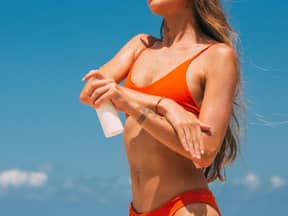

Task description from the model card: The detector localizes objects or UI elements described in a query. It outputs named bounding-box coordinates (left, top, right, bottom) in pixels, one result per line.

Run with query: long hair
left=160, top=0, right=247, bottom=183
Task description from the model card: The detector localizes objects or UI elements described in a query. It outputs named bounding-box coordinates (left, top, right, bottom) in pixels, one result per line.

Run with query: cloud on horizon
left=232, top=172, right=287, bottom=192
left=270, top=176, right=287, bottom=189
left=0, top=167, right=286, bottom=206
left=233, top=172, right=260, bottom=190
left=0, top=169, right=48, bottom=189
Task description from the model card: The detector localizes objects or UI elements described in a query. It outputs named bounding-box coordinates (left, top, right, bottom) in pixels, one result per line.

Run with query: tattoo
left=114, top=92, right=121, bottom=100
left=137, top=107, right=158, bottom=124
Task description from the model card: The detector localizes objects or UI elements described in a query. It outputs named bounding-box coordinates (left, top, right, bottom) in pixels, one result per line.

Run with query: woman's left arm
left=191, top=44, right=240, bottom=166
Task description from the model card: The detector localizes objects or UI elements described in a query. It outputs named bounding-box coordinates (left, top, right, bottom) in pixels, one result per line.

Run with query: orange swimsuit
left=124, top=43, right=221, bottom=216
left=124, top=43, right=216, bottom=119
left=129, top=188, right=221, bottom=216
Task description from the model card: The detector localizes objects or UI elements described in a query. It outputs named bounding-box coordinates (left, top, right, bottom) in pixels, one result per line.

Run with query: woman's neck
left=161, top=12, right=206, bottom=47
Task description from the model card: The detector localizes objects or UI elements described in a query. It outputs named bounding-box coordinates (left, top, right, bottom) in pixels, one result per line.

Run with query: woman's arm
left=126, top=99, right=205, bottom=167
left=122, top=86, right=213, bottom=160
left=82, top=33, right=158, bottom=83
left=124, top=44, right=239, bottom=168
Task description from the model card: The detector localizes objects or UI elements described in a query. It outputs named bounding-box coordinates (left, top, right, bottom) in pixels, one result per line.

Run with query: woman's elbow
left=193, top=147, right=218, bottom=168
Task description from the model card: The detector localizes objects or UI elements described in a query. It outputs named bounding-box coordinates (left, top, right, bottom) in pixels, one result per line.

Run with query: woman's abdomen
left=123, top=116, right=208, bottom=188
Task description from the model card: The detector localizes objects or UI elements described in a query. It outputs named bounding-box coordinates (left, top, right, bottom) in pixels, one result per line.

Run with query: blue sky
left=0, top=0, right=287, bottom=215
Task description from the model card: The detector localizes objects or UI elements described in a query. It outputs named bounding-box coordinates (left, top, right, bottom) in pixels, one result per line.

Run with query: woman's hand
left=79, top=70, right=132, bottom=112
left=160, top=98, right=212, bottom=160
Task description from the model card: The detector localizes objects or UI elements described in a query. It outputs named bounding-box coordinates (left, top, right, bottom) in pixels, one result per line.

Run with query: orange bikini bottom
left=129, top=188, right=221, bottom=216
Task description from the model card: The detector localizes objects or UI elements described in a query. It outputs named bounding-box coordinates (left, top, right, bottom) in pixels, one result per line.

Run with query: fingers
left=182, top=127, right=201, bottom=159
left=183, top=127, right=197, bottom=159
left=82, top=69, right=104, bottom=82
left=166, top=110, right=206, bottom=160
left=196, top=124, right=204, bottom=155
left=190, top=128, right=201, bottom=159
left=93, top=87, right=113, bottom=108
left=176, top=127, right=190, bottom=152
left=182, top=128, right=191, bottom=153
left=183, top=124, right=203, bottom=160
left=82, top=70, right=97, bottom=81
left=87, top=79, right=112, bottom=97
left=199, top=121, right=212, bottom=132
left=80, top=78, right=113, bottom=106
left=90, top=84, right=111, bottom=105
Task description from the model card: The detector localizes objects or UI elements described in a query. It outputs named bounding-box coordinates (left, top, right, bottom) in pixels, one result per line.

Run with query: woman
left=80, top=0, right=245, bottom=215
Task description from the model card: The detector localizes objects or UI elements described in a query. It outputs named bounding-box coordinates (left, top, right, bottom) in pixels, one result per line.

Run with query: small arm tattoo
left=137, top=106, right=158, bottom=124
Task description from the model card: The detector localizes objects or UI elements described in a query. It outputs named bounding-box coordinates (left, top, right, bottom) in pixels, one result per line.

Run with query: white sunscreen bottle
left=87, top=76, right=124, bottom=138
left=94, top=101, right=124, bottom=138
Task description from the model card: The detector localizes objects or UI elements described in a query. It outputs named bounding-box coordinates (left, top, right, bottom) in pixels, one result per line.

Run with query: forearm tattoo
left=137, top=106, right=158, bottom=124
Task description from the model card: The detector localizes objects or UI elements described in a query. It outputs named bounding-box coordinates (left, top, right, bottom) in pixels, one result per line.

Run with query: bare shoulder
left=130, top=33, right=159, bottom=53
left=133, top=33, right=159, bottom=45
left=208, top=42, right=238, bottom=62
left=205, top=42, right=239, bottom=79
left=109, top=33, right=158, bottom=63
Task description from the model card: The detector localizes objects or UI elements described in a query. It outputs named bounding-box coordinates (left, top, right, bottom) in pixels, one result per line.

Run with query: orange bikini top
left=123, top=43, right=216, bottom=119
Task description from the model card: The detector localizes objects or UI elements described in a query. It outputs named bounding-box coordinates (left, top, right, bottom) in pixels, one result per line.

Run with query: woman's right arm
left=82, top=33, right=158, bottom=84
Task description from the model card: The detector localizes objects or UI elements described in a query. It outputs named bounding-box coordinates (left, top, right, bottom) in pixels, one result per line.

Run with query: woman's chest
left=128, top=51, right=206, bottom=109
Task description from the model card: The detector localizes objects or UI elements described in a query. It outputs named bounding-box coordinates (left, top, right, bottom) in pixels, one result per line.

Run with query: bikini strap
left=134, top=45, right=150, bottom=62
left=185, top=42, right=217, bottom=66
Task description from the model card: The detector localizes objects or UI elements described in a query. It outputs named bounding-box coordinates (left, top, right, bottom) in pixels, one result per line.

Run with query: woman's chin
left=147, top=0, right=185, bottom=17
left=148, top=4, right=168, bottom=17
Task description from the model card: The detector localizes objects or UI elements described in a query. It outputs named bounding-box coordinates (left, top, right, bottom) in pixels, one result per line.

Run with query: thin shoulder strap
left=169, top=42, right=217, bottom=71
left=133, top=45, right=150, bottom=62
left=133, top=36, right=158, bottom=61
left=187, top=43, right=216, bottom=63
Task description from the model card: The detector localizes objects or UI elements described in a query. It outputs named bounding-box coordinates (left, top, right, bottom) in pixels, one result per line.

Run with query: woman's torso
left=123, top=39, right=216, bottom=212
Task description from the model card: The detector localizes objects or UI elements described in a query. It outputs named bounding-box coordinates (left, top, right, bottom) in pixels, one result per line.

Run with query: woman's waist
left=130, top=171, right=205, bottom=200
left=129, top=156, right=206, bottom=181
left=130, top=165, right=207, bottom=185
left=127, top=146, right=202, bottom=181
left=129, top=160, right=208, bottom=197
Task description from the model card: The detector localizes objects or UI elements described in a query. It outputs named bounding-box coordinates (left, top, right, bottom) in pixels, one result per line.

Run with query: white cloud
left=270, top=176, right=286, bottom=189
left=234, top=172, right=260, bottom=190
left=29, top=172, right=47, bottom=187
left=0, top=169, right=48, bottom=188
